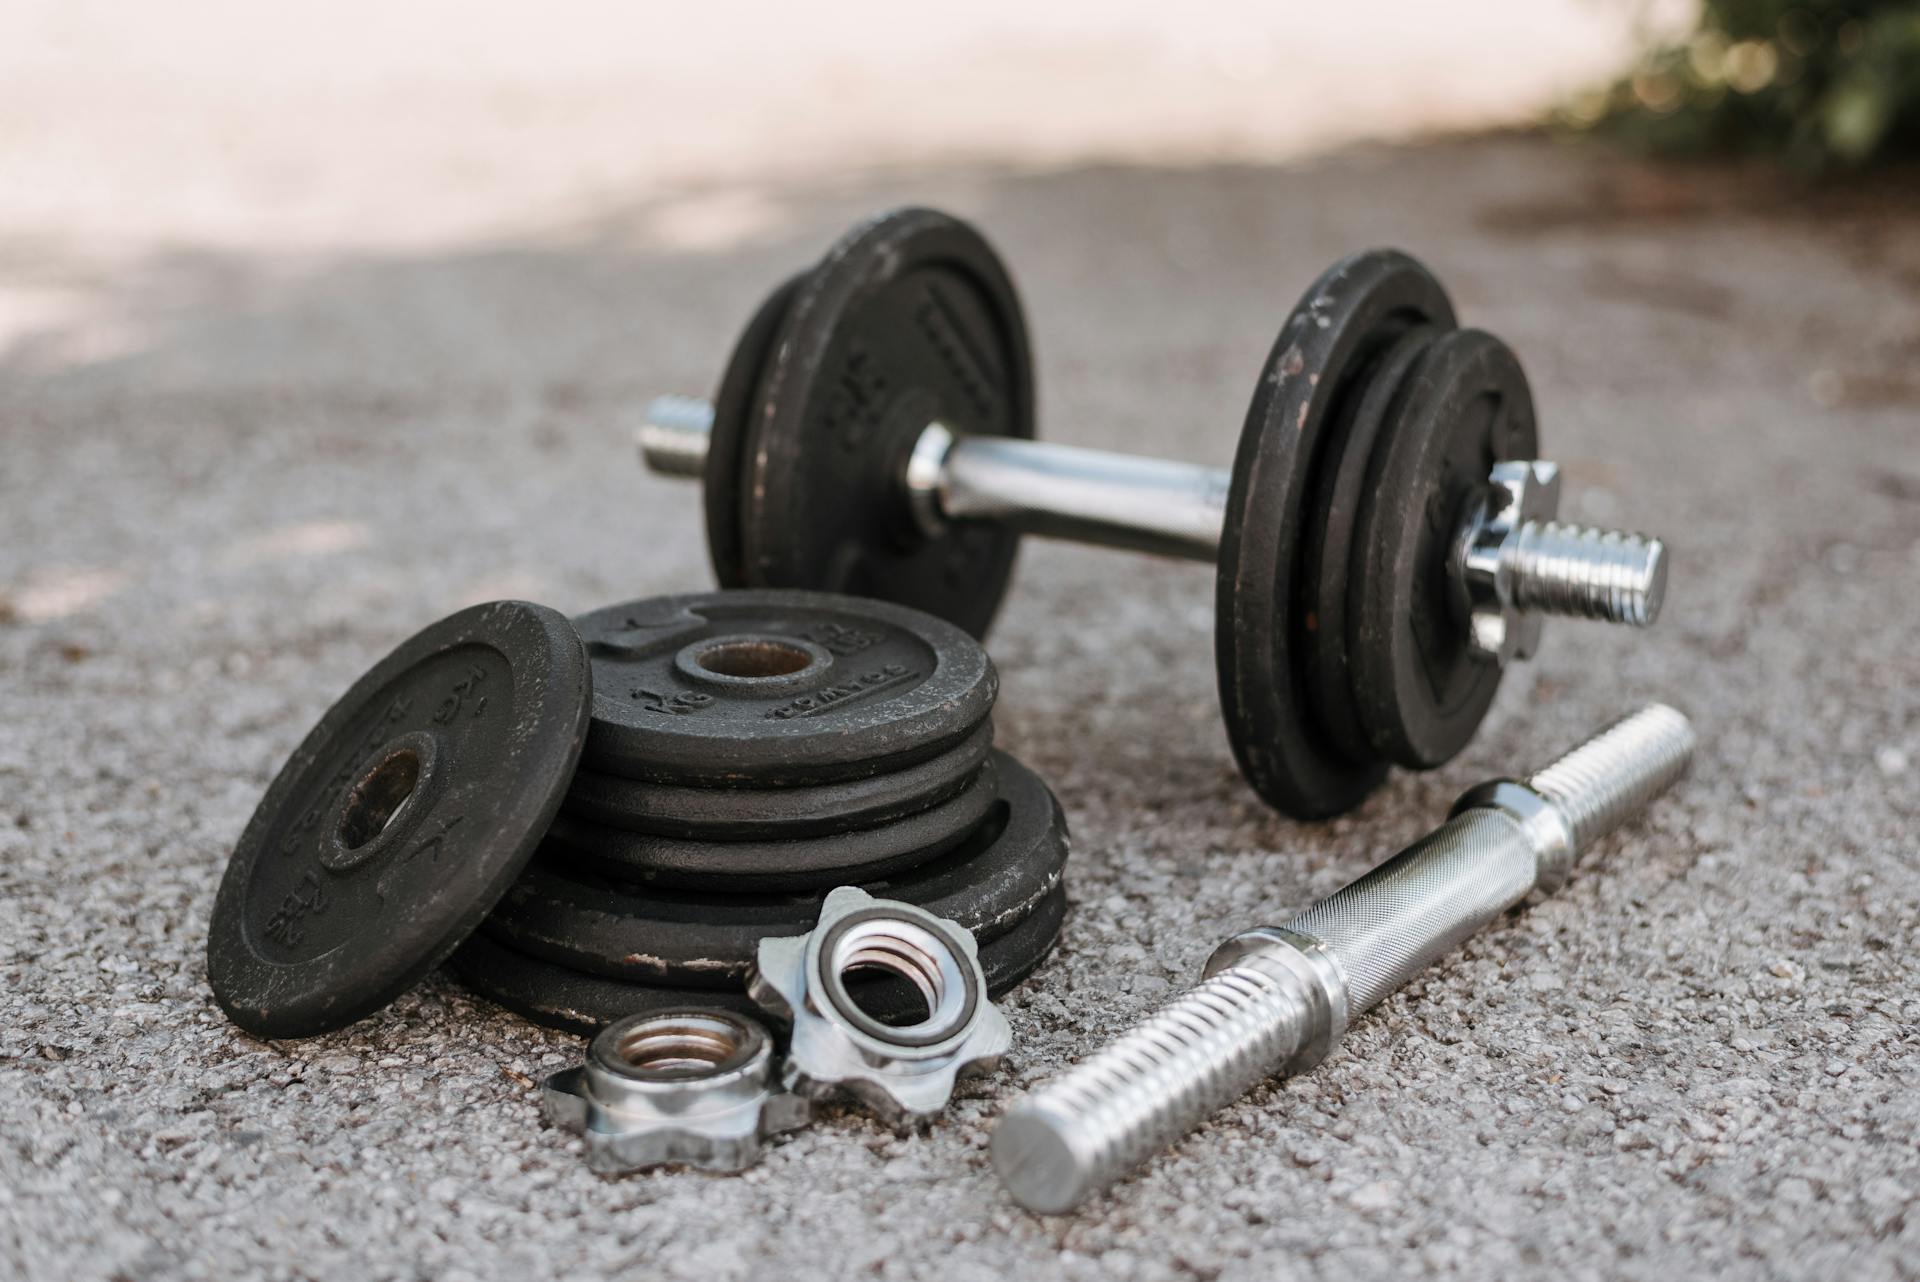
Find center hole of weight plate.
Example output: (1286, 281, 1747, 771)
(694, 639, 814, 679)
(336, 745, 423, 851)
(674, 633, 835, 689)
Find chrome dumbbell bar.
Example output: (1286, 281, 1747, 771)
(990, 703, 1696, 1212)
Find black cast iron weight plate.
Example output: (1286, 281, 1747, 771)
(575, 589, 995, 787)
(542, 753, 1001, 891)
(1349, 328, 1538, 769)
(452, 884, 1068, 1036)
(562, 720, 994, 841)
(1300, 322, 1443, 765)
(1214, 249, 1457, 819)
(486, 749, 1068, 986)
(734, 207, 1036, 640)
(207, 601, 590, 1039)
(704, 273, 803, 589)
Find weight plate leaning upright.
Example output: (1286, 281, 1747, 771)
(1300, 322, 1442, 765)
(453, 885, 1068, 1036)
(1349, 328, 1539, 770)
(575, 589, 995, 786)
(487, 749, 1069, 987)
(1214, 249, 1457, 819)
(737, 208, 1036, 639)
(704, 274, 804, 589)
(207, 601, 591, 1039)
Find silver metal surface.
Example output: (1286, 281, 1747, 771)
(933, 432, 1228, 560)
(542, 1007, 810, 1175)
(903, 421, 959, 541)
(749, 886, 1013, 1128)
(1457, 459, 1563, 663)
(1459, 460, 1667, 661)
(1204, 926, 1348, 1074)
(1511, 521, 1668, 626)
(636, 394, 1667, 658)
(1446, 778, 1576, 893)
(636, 394, 715, 478)
(991, 704, 1696, 1213)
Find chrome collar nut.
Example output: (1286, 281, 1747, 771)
(749, 886, 1013, 1128)
(542, 1008, 811, 1175)
(1457, 458, 1563, 664)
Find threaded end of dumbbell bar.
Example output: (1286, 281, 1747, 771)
(637, 394, 714, 477)
(1528, 703, 1695, 854)
(1509, 521, 1667, 627)
(993, 966, 1306, 1213)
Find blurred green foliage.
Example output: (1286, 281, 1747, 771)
(1569, 2, 1920, 168)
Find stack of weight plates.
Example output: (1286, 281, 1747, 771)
(451, 589, 1070, 1034)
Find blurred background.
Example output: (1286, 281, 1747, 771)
(3, 1, 1688, 272)
(4, 0, 1914, 400)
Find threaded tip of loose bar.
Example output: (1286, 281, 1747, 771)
(992, 967, 1301, 1213)
(1511, 521, 1667, 627)
(1529, 703, 1695, 853)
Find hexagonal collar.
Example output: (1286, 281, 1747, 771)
(542, 1007, 809, 1174)
(1456, 459, 1562, 665)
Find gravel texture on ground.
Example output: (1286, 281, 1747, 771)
(3, 137, 1917, 1281)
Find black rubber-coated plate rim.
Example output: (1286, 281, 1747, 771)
(543, 754, 1000, 892)
(1349, 327, 1538, 769)
(485, 749, 1068, 986)
(207, 601, 590, 1039)
(452, 884, 1067, 1036)
(562, 720, 994, 840)
(1214, 249, 1456, 819)
(575, 589, 995, 787)
(739, 207, 1036, 640)
(1302, 323, 1443, 764)
(705, 274, 803, 589)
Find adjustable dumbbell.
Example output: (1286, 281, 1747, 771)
(635, 208, 1669, 818)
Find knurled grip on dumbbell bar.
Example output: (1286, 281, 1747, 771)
(1273, 807, 1544, 1018)
(1197, 805, 1552, 1085)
